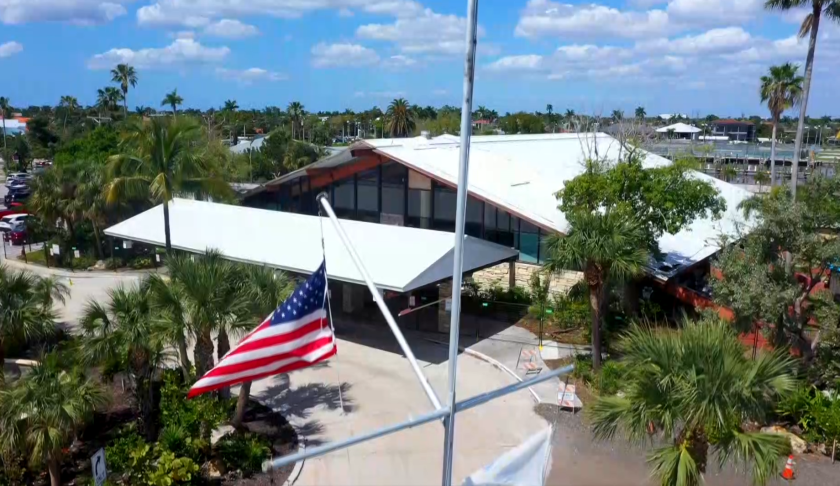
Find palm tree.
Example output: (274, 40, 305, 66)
(161, 89, 184, 118)
(110, 63, 138, 118)
(722, 164, 738, 182)
(611, 109, 624, 122)
(231, 265, 294, 427)
(590, 317, 797, 486)
(0, 353, 108, 486)
(287, 101, 305, 140)
(386, 98, 415, 138)
(0, 266, 68, 384)
(105, 87, 123, 113)
(760, 63, 804, 185)
(224, 99, 239, 112)
(754, 170, 771, 192)
(635, 106, 646, 120)
(58, 95, 79, 134)
(544, 211, 648, 369)
(79, 283, 164, 440)
(106, 117, 232, 253)
(765, 0, 840, 196)
(0, 96, 10, 149)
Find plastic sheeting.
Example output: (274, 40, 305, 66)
(462, 427, 553, 486)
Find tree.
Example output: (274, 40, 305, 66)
(635, 106, 646, 120)
(544, 211, 648, 369)
(13, 133, 30, 171)
(0, 266, 68, 384)
(110, 63, 138, 118)
(287, 101, 304, 140)
(58, 95, 79, 134)
(386, 98, 416, 137)
(611, 109, 624, 122)
(550, 152, 726, 368)
(765, 0, 840, 197)
(105, 87, 123, 113)
(590, 317, 796, 486)
(161, 89, 184, 118)
(106, 117, 232, 253)
(754, 169, 771, 192)
(0, 353, 108, 486)
(79, 283, 163, 440)
(223, 99, 239, 112)
(760, 63, 804, 185)
(0, 96, 10, 149)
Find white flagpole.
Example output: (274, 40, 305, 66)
(442, 0, 480, 484)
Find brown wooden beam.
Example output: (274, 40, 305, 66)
(309, 155, 383, 190)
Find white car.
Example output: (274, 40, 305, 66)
(0, 214, 29, 232)
(5, 173, 32, 187)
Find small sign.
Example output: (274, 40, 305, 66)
(155, 254, 161, 263)
(51, 244, 60, 255)
(74, 249, 80, 258)
(545, 309, 554, 315)
(91, 448, 107, 486)
(123, 241, 133, 249)
(482, 302, 489, 307)
(409, 295, 416, 307)
(445, 298, 452, 312)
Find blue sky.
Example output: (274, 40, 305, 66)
(1, 0, 838, 117)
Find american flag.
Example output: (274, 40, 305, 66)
(188, 261, 336, 398)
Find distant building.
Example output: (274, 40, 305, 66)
(0, 119, 26, 136)
(656, 122, 702, 140)
(711, 120, 755, 142)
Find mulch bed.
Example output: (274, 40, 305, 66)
(516, 315, 589, 346)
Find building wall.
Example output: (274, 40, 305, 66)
(471, 261, 583, 296)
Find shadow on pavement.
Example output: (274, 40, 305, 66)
(257, 373, 356, 421)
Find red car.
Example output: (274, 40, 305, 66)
(6, 228, 26, 245)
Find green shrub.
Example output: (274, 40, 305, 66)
(216, 432, 271, 477)
(147, 451, 200, 486)
(70, 255, 97, 270)
(105, 425, 146, 476)
(129, 257, 154, 270)
(776, 385, 826, 435)
(159, 370, 232, 439)
(158, 426, 208, 463)
(105, 257, 125, 270)
(571, 354, 625, 396)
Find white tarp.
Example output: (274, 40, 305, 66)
(462, 427, 553, 486)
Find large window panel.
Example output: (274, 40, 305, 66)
(466, 197, 483, 238)
(519, 220, 539, 263)
(433, 184, 457, 232)
(483, 204, 497, 243)
(382, 163, 407, 219)
(333, 177, 355, 218)
(356, 169, 379, 222)
(496, 210, 513, 247)
(408, 189, 431, 228)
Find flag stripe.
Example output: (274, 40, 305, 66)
(201, 334, 334, 379)
(189, 341, 336, 396)
(187, 347, 337, 398)
(226, 313, 326, 358)
(214, 324, 330, 369)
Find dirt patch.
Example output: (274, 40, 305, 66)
(516, 315, 589, 346)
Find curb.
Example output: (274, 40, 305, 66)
(423, 338, 541, 404)
(284, 441, 306, 486)
(0, 257, 159, 278)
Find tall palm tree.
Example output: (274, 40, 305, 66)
(0, 96, 10, 149)
(544, 211, 648, 369)
(635, 106, 646, 120)
(765, 0, 840, 196)
(106, 117, 232, 253)
(110, 63, 138, 118)
(95, 88, 109, 119)
(0, 266, 68, 384)
(0, 353, 108, 486)
(58, 95, 79, 134)
(546, 104, 555, 132)
(223, 99, 239, 112)
(386, 98, 415, 138)
(231, 265, 294, 428)
(590, 317, 797, 486)
(760, 63, 804, 185)
(79, 283, 164, 440)
(287, 101, 305, 140)
(611, 109, 624, 122)
(105, 87, 123, 113)
(161, 89, 184, 119)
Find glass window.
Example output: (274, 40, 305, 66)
(519, 220, 539, 263)
(538, 229, 551, 264)
(484, 204, 497, 242)
(433, 184, 457, 232)
(356, 169, 379, 222)
(408, 189, 431, 228)
(333, 177, 355, 218)
(408, 169, 432, 190)
(466, 197, 483, 238)
(382, 163, 406, 217)
(496, 210, 513, 247)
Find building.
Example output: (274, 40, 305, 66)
(656, 122, 702, 140)
(0, 119, 27, 136)
(711, 120, 756, 142)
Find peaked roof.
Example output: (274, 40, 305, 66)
(656, 122, 702, 134)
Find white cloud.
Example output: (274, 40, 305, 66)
(216, 67, 286, 83)
(0, 41, 23, 58)
(432, 89, 448, 96)
(354, 90, 406, 98)
(515, 0, 672, 39)
(637, 27, 753, 56)
(666, 0, 763, 24)
(357, 7, 484, 56)
(137, 0, 423, 27)
(88, 39, 230, 70)
(310, 42, 380, 68)
(203, 19, 259, 38)
(487, 54, 544, 72)
(1, 0, 132, 25)
(383, 54, 417, 68)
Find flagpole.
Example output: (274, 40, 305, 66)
(442, 0, 480, 484)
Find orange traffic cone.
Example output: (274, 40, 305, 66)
(781, 455, 795, 480)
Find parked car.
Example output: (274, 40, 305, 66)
(4, 188, 31, 206)
(2, 222, 27, 245)
(0, 213, 30, 232)
(0, 208, 26, 219)
(7, 180, 28, 191)
(5, 173, 32, 187)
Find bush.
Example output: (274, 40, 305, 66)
(129, 257, 154, 269)
(105, 257, 125, 270)
(570, 354, 625, 396)
(105, 425, 146, 477)
(148, 451, 200, 486)
(158, 425, 208, 464)
(216, 432, 271, 477)
(159, 370, 232, 439)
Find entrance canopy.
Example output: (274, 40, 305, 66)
(104, 198, 518, 293)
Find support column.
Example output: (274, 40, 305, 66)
(438, 280, 453, 333)
(508, 261, 516, 290)
(342, 283, 364, 314)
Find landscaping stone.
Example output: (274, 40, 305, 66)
(93, 260, 107, 270)
(204, 458, 225, 478)
(211, 424, 235, 445)
(760, 425, 807, 455)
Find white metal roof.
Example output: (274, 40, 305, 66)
(104, 198, 518, 292)
(360, 133, 752, 280)
(656, 123, 702, 134)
